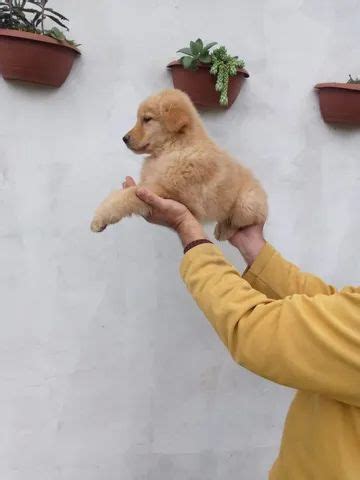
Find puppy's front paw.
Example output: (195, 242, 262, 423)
(214, 222, 236, 241)
(90, 217, 107, 233)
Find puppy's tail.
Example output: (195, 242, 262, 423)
(90, 186, 151, 232)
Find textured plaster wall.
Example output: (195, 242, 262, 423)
(1, 0, 359, 479)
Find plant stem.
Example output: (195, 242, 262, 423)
(7, 0, 13, 18)
(41, 0, 46, 34)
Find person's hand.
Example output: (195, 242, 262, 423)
(122, 177, 206, 246)
(229, 224, 265, 266)
(122, 176, 190, 229)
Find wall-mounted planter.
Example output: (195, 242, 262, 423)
(0, 29, 80, 87)
(315, 82, 360, 124)
(167, 60, 249, 108)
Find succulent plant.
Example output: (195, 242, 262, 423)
(210, 46, 245, 106)
(177, 38, 217, 70)
(347, 74, 360, 84)
(0, 0, 77, 45)
(176, 38, 245, 106)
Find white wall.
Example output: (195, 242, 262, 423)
(1, 1, 359, 478)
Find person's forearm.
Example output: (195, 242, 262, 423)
(176, 218, 265, 258)
(230, 225, 337, 298)
(176, 216, 207, 249)
(234, 237, 265, 266)
(230, 230, 265, 266)
(180, 244, 360, 405)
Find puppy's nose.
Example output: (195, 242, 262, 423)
(122, 134, 130, 144)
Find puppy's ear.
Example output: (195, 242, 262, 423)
(161, 97, 190, 133)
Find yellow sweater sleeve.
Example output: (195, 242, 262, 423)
(180, 244, 360, 407)
(243, 243, 337, 298)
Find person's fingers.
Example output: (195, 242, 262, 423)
(136, 188, 166, 209)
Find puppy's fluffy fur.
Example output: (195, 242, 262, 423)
(91, 89, 267, 240)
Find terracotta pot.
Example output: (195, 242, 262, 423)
(315, 82, 360, 124)
(0, 29, 80, 87)
(167, 60, 249, 108)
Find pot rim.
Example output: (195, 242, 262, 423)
(167, 60, 249, 78)
(315, 82, 360, 92)
(0, 28, 80, 54)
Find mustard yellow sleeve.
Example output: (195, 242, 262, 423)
(243, 243, 337, 299)
(181, 244, 360, 406)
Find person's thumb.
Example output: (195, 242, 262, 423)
(136, 188, 166, 209)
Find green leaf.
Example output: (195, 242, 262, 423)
(48, 26, 63, 35)
(21, 8, 41, 14)
(30, 10, 42, 26)
(47, 27, 65, 41)
(45, 26, 78, 46)
(181, 55, 194, 69)
(199, 54, 211, 63)
(219, 94, 228, 106)
(348, 74, 360, 84)
(195, 38, 203, 51)
(12, 8, 32, 26)
(190, 40, 200, 55)
(44, 7, 68, 21)
(210, 63, 218, 75)
(177, 47, 193, 56)
(189, 58, 199, 70)
(45, 14, 69, 30)
(229, 65, 237, 76)
(204, 41, 217, 51)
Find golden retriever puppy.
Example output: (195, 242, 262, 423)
(91, 89, 267, 240)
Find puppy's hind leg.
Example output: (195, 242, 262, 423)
(214, 220, 238, 241)
(214, 186, 268, 241)
(231, 186, 268, 229)
(90, 186, 152, 232)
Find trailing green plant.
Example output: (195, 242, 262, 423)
(0, 0, 78, 46)
(177, 38, 217, 70)
(210, 46, 245, 106)
(176, 38, 245, 106)
(347, 74, 360, 84)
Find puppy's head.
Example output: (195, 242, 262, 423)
(123, 89, 196, 154)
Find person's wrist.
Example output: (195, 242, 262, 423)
(232, 234, 265, 266)
(175, 214, 206, 248)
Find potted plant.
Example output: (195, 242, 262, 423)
(0, 0, 80, 87)
(315, 75, 360, 124)
(167, 38, 249, 108)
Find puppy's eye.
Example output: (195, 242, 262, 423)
(143, 116, 153, 123)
